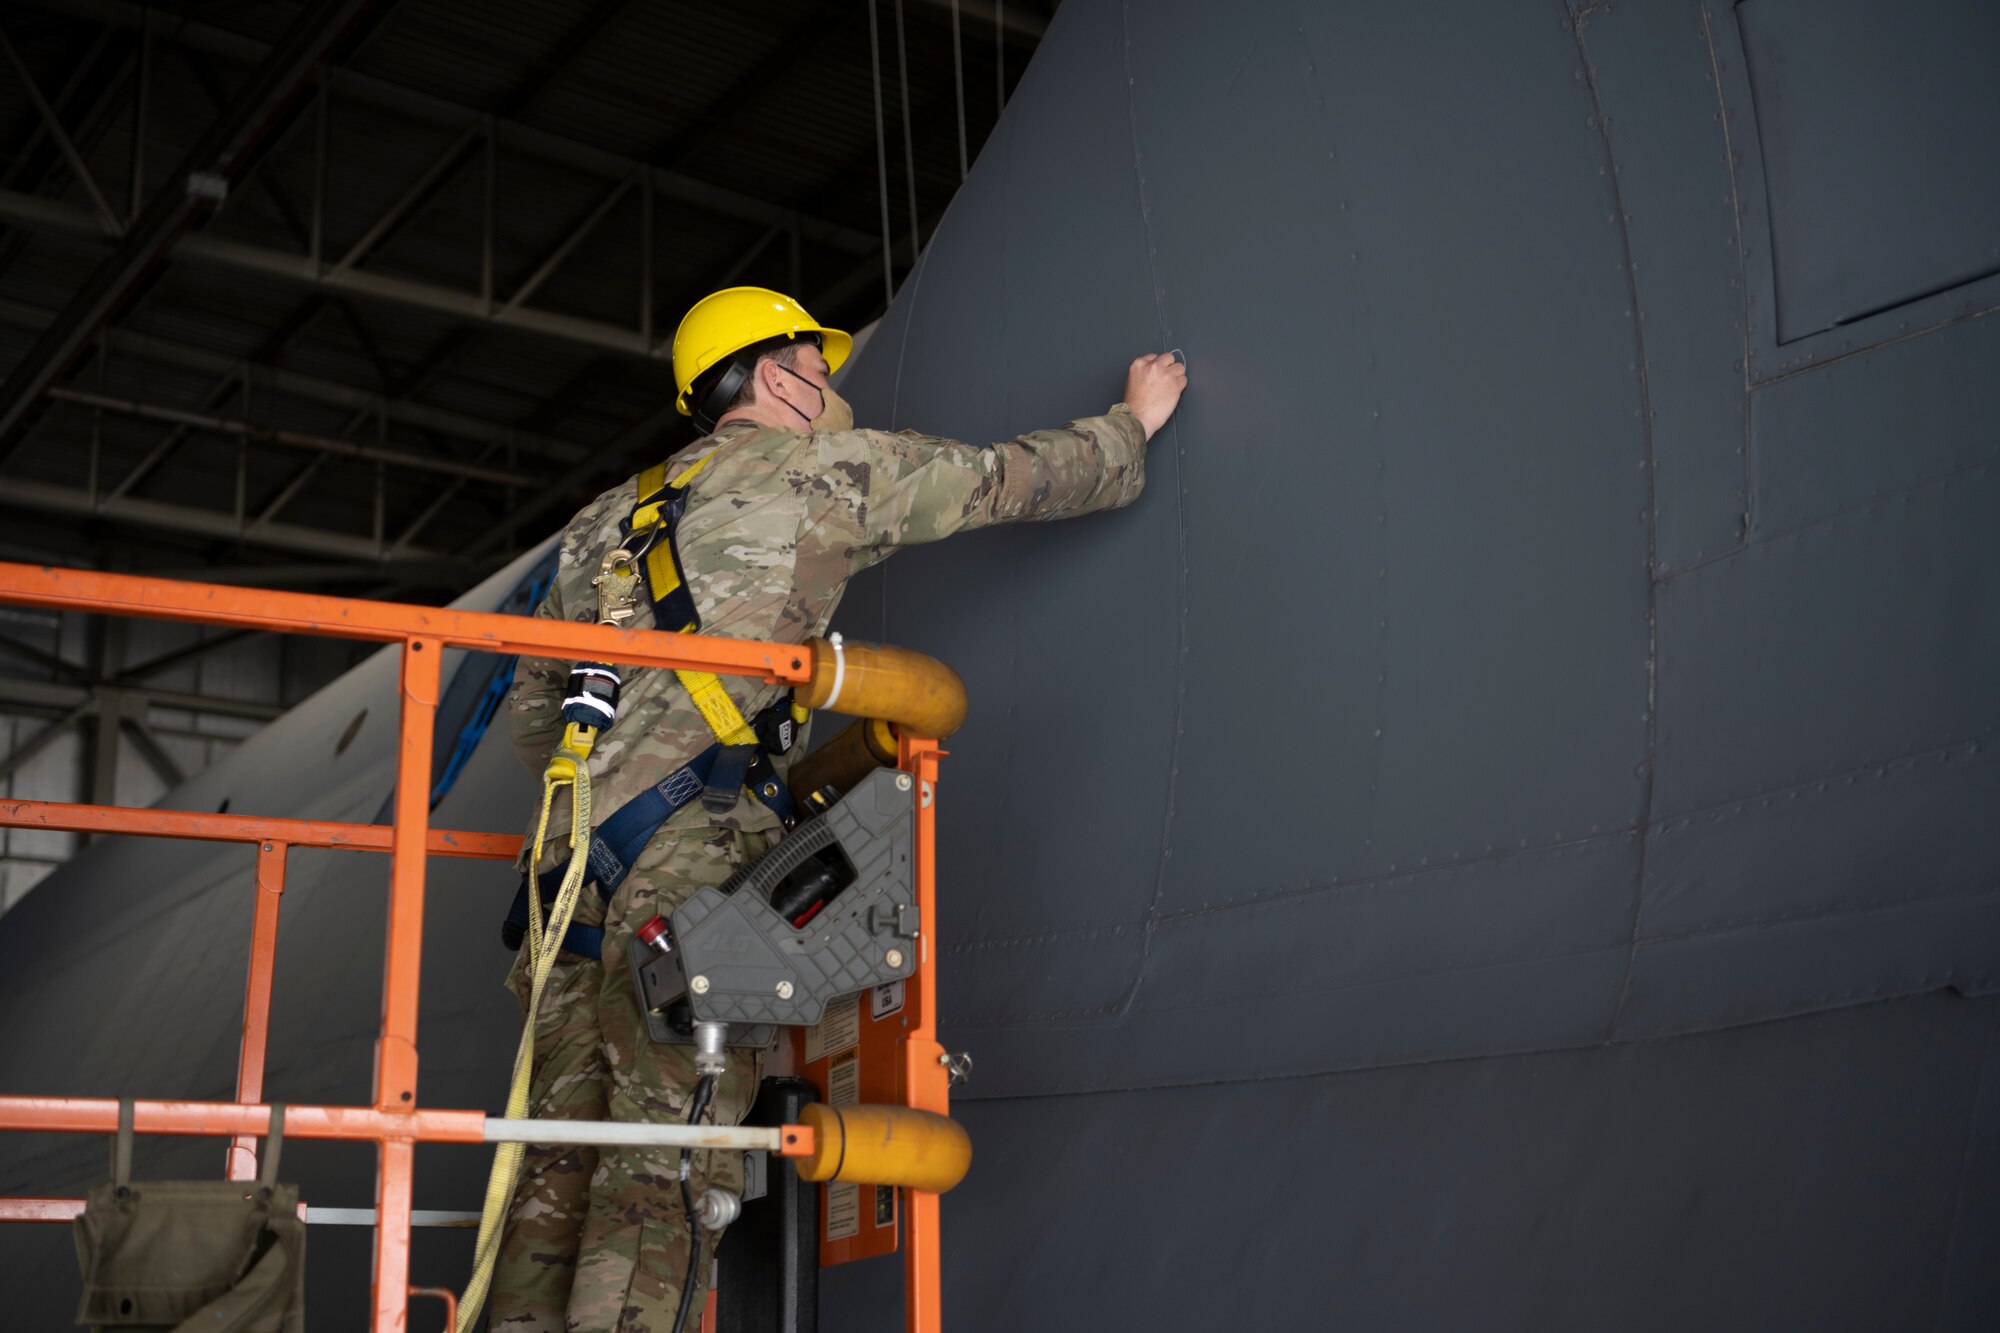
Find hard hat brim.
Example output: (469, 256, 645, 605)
(671, 287, 855, 417)
(819, 327, 854, 376)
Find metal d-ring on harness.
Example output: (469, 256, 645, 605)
(497, 450, 806, 962)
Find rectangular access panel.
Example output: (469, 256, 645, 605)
(1736, 0, 2000, 340)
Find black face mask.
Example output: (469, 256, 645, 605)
(773, 363, 854, 431)
(774, 363, 826, 424)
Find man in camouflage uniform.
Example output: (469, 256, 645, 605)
(494, 286, 1188, 1331)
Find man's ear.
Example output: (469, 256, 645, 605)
(755, 355, 787, 404)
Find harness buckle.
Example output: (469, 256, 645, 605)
(702, 744, 757, 814)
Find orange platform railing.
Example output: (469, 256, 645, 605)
(0, 562, 949, 1333)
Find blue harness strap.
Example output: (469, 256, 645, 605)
(501, 742, 798, 960)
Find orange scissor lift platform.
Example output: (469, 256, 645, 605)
(0, 562, 956, 1333)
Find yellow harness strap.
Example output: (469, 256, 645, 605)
(457, 719, 598, 1331)
(632, 452, 762, 747)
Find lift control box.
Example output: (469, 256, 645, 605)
(629, 767, 919, 1046)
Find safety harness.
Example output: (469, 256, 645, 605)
(461, 445, 809, 1330)
(498, 446, 805, 961)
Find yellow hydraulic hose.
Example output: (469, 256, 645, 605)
(456, 723, 597, 1332)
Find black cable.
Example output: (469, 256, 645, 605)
(670, 1072, 719, 1333)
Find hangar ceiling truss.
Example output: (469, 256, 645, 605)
(0, 0, 1050, 583)
(0, 0, 1052, 900)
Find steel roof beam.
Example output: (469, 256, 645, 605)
(0, 477, 464, 567)
(505, 0, 648, 120)
(258, 0, 664, 393)
(177, 0, 648, 432)
(45, 386, 543, 487)
(0, 21, 119, 195)
(499, 173, 638, 316)
(647, 12, 847, 176)
(113, 627, 258, 684)
(0, 632, 86, 683)
(119, 712, 185, 787)
(182, 224, 663, 354)
(0, 0, 384, 446)
(458, 400, 681, 560)
(382, 2, 848, 397)
(250, 455, 330, 531)
(0, 702, 89, 783)
(0, 30, 141, 310)
(330, 118, 484, 275)
(0, 295, 586, 463)
(0, 676, 286, 722)
(145, 559, 473, 590)
(0, 188, 676, 360)
(13, 0, 881, 256)
(0, 21, 122, 234)
(173, 54, 502, 536)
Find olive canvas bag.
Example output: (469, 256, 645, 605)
(71, 1100, 305, 1331)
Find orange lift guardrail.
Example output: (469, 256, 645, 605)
(0, 561, 953, 1333)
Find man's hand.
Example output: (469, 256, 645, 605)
(1124, 352, 1189, 440)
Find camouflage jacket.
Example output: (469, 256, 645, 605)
(506, 406, 1149, 860)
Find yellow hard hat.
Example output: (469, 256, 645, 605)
(671, 286, 853, 421)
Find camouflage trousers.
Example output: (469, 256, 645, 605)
(491, 825, 770, 1333)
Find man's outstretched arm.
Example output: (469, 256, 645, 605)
(831, 353, 1188, 557)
